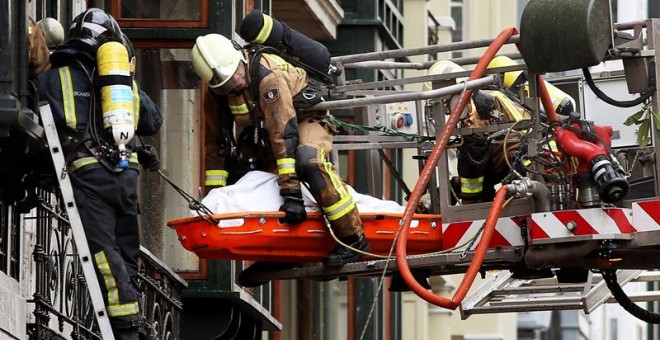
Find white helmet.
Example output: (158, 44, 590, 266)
(423, 60, 467, 91)
(192, 34, 246, 94)
(37, 17, 65, 48)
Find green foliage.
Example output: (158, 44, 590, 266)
(623, 101, 659, 147)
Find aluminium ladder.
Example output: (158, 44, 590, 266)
(39, 102, 115, 339)
(460, 270, 660, 319)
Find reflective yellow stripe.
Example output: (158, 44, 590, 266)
(323, 194, 356, 221)
(277, 158, 296, 175)
(70, 157, 99, 171)
(320, 148, 349, 198)
(132, 81, 140, 126)
(252, 13, 274, 44)
(263, 54, 299, 73)
(230, 103, 249, 115)
(490, 91, 524, 122)
(460, 176, 483, 194)
(94, 251, 140, 317)
(59, 67, 76, 130)
(205, 170, 228, 187)
(107, 301, 140, 317)
(94, 251, 120, 311)
(70, 155, 138, 172)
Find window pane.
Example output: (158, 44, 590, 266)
(120, 0, 201, 20)
(134, 47, 202, 270)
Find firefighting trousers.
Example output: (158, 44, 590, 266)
(69, 167, 141, 328)
(296, 117, 364, 239)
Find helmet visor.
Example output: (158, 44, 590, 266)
(210, 75, 241, 95)
(209, 61, 244, 95)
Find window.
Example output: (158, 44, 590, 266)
(450, 0, 463, 59)
(427, 12, 440, 61)
(113, 0, 208, 28)
(609, 318, 617, 340)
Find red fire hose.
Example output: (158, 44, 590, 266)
(395, 27, 518, 309)
(396, 26, 617, 309)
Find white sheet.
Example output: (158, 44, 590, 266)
(196, 170, 406, 227)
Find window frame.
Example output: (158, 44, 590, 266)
(111, 0, 209, 28)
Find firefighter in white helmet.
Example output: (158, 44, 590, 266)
(192, 33, 370, 268)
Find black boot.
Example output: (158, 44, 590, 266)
(323, 234, 370, 268)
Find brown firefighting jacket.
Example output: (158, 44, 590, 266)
(28, 18, 51, 77)
(204, 52, 308, 191)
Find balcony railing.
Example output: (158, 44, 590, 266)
(24, 188, 187, 340)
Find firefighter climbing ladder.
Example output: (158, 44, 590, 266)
(39, 102, 115, 340)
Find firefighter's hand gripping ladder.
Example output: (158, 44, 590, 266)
(39, 103, 115, 340)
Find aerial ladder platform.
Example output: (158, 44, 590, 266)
(170, 0, 660, 324)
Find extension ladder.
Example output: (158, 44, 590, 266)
(39, 103, 115, 339)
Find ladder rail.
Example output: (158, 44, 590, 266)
(39, 103, 115, 340)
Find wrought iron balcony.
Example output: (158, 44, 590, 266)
(19, 189, 187, 340)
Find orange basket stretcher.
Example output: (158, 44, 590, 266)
(168, 211, 443, 263)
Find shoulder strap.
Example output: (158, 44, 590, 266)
(246, 44, 335, 86)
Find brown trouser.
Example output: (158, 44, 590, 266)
(297, 116, 363, 239)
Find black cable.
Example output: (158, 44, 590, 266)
(582, 68, 655, 108)
(601, 269, 660, 324)
(155, 169, 219, 225)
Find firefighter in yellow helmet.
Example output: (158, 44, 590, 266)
(191, 33, 370, 268)
(425, 59, 532, 203)
(487, 55, 576, 117)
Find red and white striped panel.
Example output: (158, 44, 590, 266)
(442, 217, 525, 250)
(530, 208, 636, 243)
(632, 200, 660, 232)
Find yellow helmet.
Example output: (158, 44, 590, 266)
(487, 56, 524, 89)
(192, 34, 246, 92)
(423, 60, 466, 91)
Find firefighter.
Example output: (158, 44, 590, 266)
(36, 17, 65, 49)
(35, 8, 161, 340)
(191, 33, 370, 268)
(28, 17, 50, 76)
(424, 59, 532, 203)
(456, 89, 530, 203)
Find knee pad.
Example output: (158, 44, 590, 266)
(296, 145, 326, 193)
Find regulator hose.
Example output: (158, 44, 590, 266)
(582, 68, 655, 108)
(602, 269, 660, 324)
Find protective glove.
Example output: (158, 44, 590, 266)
(136, 145, 160, 172)
(279, 193, 307, 225)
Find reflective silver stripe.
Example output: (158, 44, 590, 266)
(205, 170, 228, 186)
(323, 194, 356, 221)
(59, 67, 76, 130)
(460, 176, 484, 194)
(277, 158, 296, 175)
(252, 13, 274, 44)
